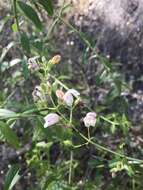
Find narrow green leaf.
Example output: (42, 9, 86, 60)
(0, 121, 20, 149)
(17, 1, 42, 30)
(0, 109, 17, 119)
(21, 57, 29, 79)
(38, 0, 53, 16)
(4, 165, 20, 190)
(20, 32, 30, 54)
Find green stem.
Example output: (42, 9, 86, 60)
(72, 126, 143, 163)
(49, 74, 69, 90)
(48, 93, 143, 164)
(13, 0, 20, 32)
(69, 107, 73, 124)
(73, 142, 88, 149)
(87, 127, 90, 140)
(100, 115, 119, 126)
(47, 76, 143, 163)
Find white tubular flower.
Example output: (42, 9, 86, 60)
(44, 113, 60, 128)
(67, 89, 80, 98)
(63, 91, 74, 107)
(83, 112, 97, 127)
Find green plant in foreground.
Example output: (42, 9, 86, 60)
(1, 54, 143, 189)
(1, 0, 143, 189)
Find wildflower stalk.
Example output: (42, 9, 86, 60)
(4, 68, 142, 165)
(2, 102, 143, 164)
(48, 96, 143, 163)
(72, 126, 143, 164)
(46, 75, 143, 163)
(49, 74, 120, 126)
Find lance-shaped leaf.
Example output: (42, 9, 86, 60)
(17, 1, 42, 30)
(38, 0, 54, 16)
(4, 165, 20, 190)
(0, 121, 20, 149)
(0, 109, 17, 119)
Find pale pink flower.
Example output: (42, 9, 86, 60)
(44, 113, 60, 128)
(63, 89, 80, 107)
(63, 91, 74, 107)
(83, 112, 97, 127)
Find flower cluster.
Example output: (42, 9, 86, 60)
(31, 55, 97, 129)
(43, 88, 80, 127)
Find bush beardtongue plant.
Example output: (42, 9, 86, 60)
(18, 54, 142, 189)
(1, 54, 143, 189)
(1, 1, 143, 189)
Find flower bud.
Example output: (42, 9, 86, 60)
(44, 113, 60, 128)
(49, 55, 61, 64)
(56, 89, 65, 101)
